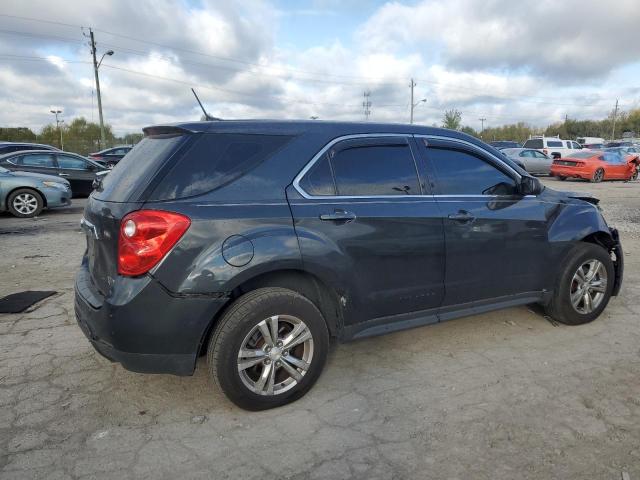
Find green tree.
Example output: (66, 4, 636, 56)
(460, 125, 478, 137)
(442, 109, 462, 130)
(0, 127, 37, 142)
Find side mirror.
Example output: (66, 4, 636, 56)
(519, 176, 542, 196)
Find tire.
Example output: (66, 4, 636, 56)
(631, 168, 638, 181)
(7, 188, 44, 218)
(106, 162, 116, 169)
(591, 168, 604, 183)
(545, 243, 615, 325)
(207, 287, 329, 410)
(557, 176, 567, 181)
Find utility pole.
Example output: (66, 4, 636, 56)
(362, 91, 371, 121)
(479, 117, 486, 138)
(611, 99, 619, 141)
(88, 28, 114, 149)
(50, 109, 64, 150)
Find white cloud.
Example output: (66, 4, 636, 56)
(0, 0, 638, 137)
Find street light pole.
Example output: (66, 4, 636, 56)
(89, 28, 113, 149)
(50, 109, 63, 150)
(409, 78, 426, 124)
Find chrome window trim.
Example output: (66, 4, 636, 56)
(292, 133, 423, 200)
(293, 133, 523, 200)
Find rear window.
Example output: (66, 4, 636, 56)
(523, 139, 543, 149)
(546, 141, 563, 147)
(567, 152, 596, 159)
(149, 133, 293, 201)
(94, 133, 187, 202)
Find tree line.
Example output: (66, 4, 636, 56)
(441, 107, 640, 143)
(0, 118, 143, 156)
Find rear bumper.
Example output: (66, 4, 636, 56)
(550, 165, 592, 179)
(74, 261, 228, 376)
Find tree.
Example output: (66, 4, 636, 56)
(442, 109, 462, 130)
(0, 127, 37, 142)
(460, 125, 478, 137)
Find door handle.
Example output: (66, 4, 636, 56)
(319, 210, 357, 223)
(59, 173, 69, 176)
(448, 211, 475, 223)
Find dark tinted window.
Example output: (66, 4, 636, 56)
(330, 143, 419, 196)
(428, 147, 517, 195)
(523, 139, 543, 149)
(299, 155, 335, 195)
(547, 141, 563, 147)
(20, 154, 55, 167)
(150, 133, 293, 200)
(57, 155, 89, 169)
(95, 133, 187, 202)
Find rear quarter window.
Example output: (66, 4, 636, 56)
(94, 133, 187, 202)
(149, 133, 294, 201)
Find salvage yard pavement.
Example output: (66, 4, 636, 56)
(1, 178, 639, 480)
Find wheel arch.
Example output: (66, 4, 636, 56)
(198, 268, 343, 356)
(6, 186, 47, 208)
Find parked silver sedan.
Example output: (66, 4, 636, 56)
(501, 148, 553, 175)
(0, 166, 72, 217)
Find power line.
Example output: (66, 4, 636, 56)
(0, 14, 632, 108)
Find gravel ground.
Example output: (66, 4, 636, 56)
(0, 177, 639, 480)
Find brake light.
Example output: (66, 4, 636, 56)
(118, 210, 191, 276)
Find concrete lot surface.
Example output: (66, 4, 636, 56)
(0, 178, 639, 479)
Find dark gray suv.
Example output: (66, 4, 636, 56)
(75, 121, 623, 410)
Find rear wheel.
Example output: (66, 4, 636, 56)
(207, 287, 329, 410)
(545, 243, 614, 325)
(630, 168, 638, 181)
(591, 168, 604, 183)
(7, 188, 44, 218)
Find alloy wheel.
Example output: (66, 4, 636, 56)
(12, 193, 39, 215)
(237, 315, 314, 396)
(593, 169, 604, 182)
(569, 259, 607, 314)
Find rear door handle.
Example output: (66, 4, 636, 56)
(448, 211, 475, 223)
(320, 210, 357, 223)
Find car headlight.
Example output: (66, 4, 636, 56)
(42, 181, 69, 190)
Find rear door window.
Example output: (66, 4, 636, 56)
(149, 133, 294, 201)
(547, 141, 563, 148)
(57, 155, 90, 169)
(20, 153, 56, 168)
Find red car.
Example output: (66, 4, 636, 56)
(551, 151, 639, 182)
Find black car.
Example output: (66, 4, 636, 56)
(88, 146, 133, 167)
(489, 140, 521, 149)
(0, 150, 108, 197)
(75, 120, 623, 410)
(0, 142, 59, 156)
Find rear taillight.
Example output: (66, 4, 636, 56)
(118, 210, 191, 277)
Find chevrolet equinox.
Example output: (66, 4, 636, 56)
(75, 121, 623, 410)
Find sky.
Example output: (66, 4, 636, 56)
(1, 0, 640, 136)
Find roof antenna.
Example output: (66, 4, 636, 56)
(191, 88, 221, 121)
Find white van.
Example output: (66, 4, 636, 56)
(522, 136, 582, 158)
(577, 137, 605, 146)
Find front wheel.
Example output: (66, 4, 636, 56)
(7, 188, 44, 218)
(207, 287, 329, 410)
(545, 243, 615, 325)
